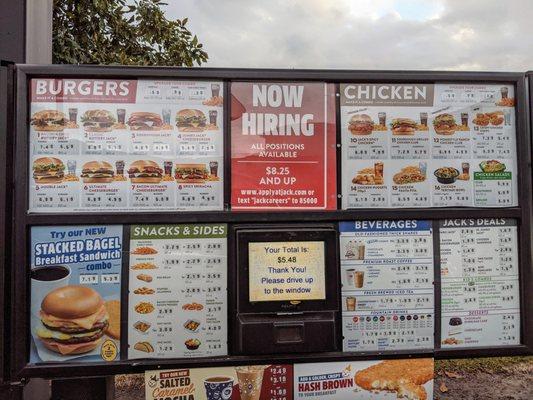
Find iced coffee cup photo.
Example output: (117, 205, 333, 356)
(346, 296, 357, 311)
(354, 271, 365, 288)
(235, 365, 268, 400)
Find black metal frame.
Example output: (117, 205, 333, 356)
(0, 66, 7, 384)
(8, 65, 533, 380)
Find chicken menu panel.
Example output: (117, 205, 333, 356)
(29, 78, 224, 213)
(340, 220, 434, 352)
(128, 224, 227, 359)
(440, 218, 520, 348)
(341, 83, 518, 209)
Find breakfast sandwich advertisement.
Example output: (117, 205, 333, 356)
(231, 82, 337, 210)
(294, 359, 434, 400)
(341, 83, 518, 209)
(128, 224, 227, 359)
(29, 78, 224, 213)
(145, 364, 292, 400)
(29, 225, 123, 363)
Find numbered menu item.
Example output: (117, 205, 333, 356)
(440, 219, 520, 348)
(128, 224, 227, 359)
(29, 78, 223, 212)
(145, 365, 292, 400)
(30, 225, 122, 363)
(340, 220, 434, 352)
(231, 82, 337, 210)
(341, 83, 518, 209)
(294, 359, 434, 400)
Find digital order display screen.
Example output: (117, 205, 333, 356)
(248, 241, 326, 302)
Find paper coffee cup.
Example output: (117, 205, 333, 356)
(30, 265, 71, 316)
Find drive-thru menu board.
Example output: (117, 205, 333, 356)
(340, 220, 434, 351)
(440, 218, 520, 348)
(231, 82, 336, 209)
(29, 78, 224, 213)
(30, 225, 122, 363)
(341, 83, 518, 208)
(294, 359, 434, 399)
(128, 224, 227, 359)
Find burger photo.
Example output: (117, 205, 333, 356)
(36, 286, 109, 355)
(127, 160, 163, 183)
(33, 157, 65, 184)
(175, 163, 210, 183)
(391, 118, 417, 135)
(176, 109, 207, 132)
(127, 112, 163, 131)
(31, 110, 68, 132)
(81, 161, 115, 183)
(348, 114, 374, 135)
(81, 110, 116, 132)
(433, 113, 457, 135)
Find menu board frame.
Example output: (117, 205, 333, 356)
(7, 65, 533, 381)
(0, 65, 11, 383)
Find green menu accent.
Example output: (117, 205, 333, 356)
(130, 224, 227, 239)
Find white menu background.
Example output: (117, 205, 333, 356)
(440, 218, 520, 348)
(341, 83, 518, 209)
(340, 220, 434, 352)
(128, 224, 227, 359)
(29, 78, 224, 212)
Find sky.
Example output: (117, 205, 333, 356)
(164, 0, 533, 71)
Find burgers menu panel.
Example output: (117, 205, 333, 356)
(29, 78, 224, 213)
(440, 219, 520, 348)
(231, 82, 337, 210)
(339, 220, 434, 352)
(29, 225, 123, 363)
(128, 224, 227, 359)
(341, 83, 518, 209)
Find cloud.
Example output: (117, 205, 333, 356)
(164, 0, 533, 71)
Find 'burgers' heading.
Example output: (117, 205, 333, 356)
(242, 84, 315, 136)
(34, 79, 131, 96)
(31, 78, 138, 103)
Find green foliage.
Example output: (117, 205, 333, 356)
(53, 0, 208, 66)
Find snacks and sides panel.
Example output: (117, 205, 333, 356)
(128, 224, 227, 359)
(294, 358, 434, 400)
(440, 218, 520, 348)
(29, 78, 224, 213)
(340, 220, 434, 352)
(231, 82, 337, 210)
(145, 365, 292, 400)
(341, 83, 518, 208)
(29, 225, 122, 363)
